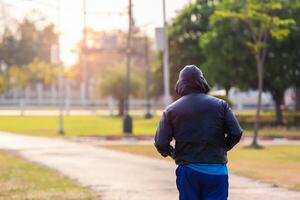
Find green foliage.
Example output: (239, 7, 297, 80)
(0, 59, 58, 92)
(270, 1, 300, 89)
(201, 16, 255, 91)
(0, 15, 58, 92)
(202, 0, 298, 126)
(97, 65, 143, 115)
(149, 52, 164, 98)
(0, 73, 6, 94)
(97, 65, 141, 99)
(9, 65, 29, 89)
(0, 29, 19, 67)
(27, 58, 58, 87)
(211, 0, 295, 54)
(264, 1, 300, 122)
(168, 0, 215, 97)
(0, 17, 57, 67)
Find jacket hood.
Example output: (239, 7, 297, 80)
(175, 65, 210, 97)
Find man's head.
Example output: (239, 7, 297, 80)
(175, 65, 210, 96)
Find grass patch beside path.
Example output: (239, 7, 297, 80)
(0, 151, 98, 200)
(0, 115, 299, 138)
(0, 116, 159, 137)
(104, 144, 300, 191)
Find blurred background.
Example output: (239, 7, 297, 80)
(0, 0, 298, 135)
(0, 0, 297, 116)
(0, 1, 299, 199)
(0, 0, 188, 115)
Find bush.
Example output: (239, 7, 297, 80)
(236, 112, 300, 126)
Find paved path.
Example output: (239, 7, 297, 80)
(0, 132, 300, 200)
(71, 136, 300, 146)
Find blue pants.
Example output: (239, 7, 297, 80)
(176, 165, 228, 200)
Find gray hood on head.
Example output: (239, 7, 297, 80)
(175, 65, 210, 97)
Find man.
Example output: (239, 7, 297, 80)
(154, 65, 243, 200)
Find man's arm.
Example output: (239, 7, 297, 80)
(154, 111, 174, 157)
(224, 102, 243, 151)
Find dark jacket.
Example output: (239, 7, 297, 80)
(154, 65, 243, 164)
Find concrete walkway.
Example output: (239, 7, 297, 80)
(0, 132, 300, 200)
(70, 136, 300, 146)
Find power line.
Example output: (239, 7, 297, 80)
(123, 0, 133, 134)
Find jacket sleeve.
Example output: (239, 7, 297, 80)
(224, 102, 243, 151)
(154, 111, 174, 157)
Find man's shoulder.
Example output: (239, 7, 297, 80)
(165, 94, 227, 113)
(206, 95, 227, 105)
(165, 95, 190, 110)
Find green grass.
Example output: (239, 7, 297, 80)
(228, 145, 300, 191)
(104, 144, 300, 191)
(0, 115, 298, 138)
(245, 126, 300, 138)
(0, 116, 160, 137)
(0, 151, 98, 200)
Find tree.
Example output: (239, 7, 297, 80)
(9, 65, 29, 90)
(97, 65, 142, 116)
(0, 17, 57, 67)
(150, 53, 164, 99)
(27, 59, 58, 88)
(6, 65, 29, 98)
(0, 74, 6, 94)
(203, 1, 300, 125)
(0, 28, 19, 67)
(290, 1, 300, 124)
(168, 0, 216, 98)
(74, 29, 147, 81)
(201, 17, 255, 95)
(0, 15, 58, 95)
(211, 0, 294, 148)
(263, 1, 300, 125)
(296, 89, 300, 125)
(16, 17, 57, 65)
(74, 29, 127, 82)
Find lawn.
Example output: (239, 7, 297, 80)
(104, 144, 300, 191)
(0, 115, 299, 138)
(0, 116, 160, 137)
(0, 151, 98, 200)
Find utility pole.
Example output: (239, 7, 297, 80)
(144, 36, 152, 119)
(123, 0, 133, 134)
(82, 0, 87, 105)
(162, 0, 171, 107)
(57, 0, 64, 134)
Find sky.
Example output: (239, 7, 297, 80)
(2, 0, 190, 66)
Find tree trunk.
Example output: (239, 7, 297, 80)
(271, 90, 284, 125)
(296, 88, 300, 111)
(118, 98, 125, 116)
(295, 88, 300, 125)
(225, 87, 230, 96)
(251, 60, 263, 148)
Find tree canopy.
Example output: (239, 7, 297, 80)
(168, 0, 215, 97)
(201, 0, 296, 147)
(0, 17, 57, 67)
